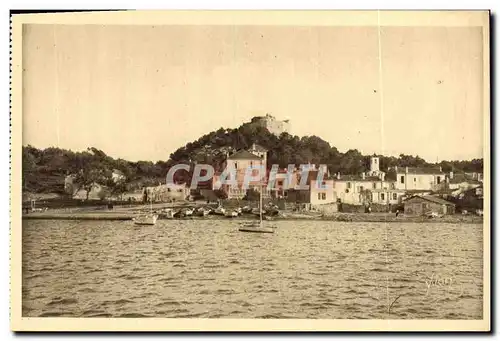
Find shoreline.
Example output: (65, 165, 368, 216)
(22, 211, 483, 224)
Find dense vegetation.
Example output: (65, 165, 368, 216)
(22, 119, 484, 195)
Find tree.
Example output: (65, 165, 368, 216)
(22, 147, 37, 190)
(104, 177, 128, 201)
(74, 168, 106, 200)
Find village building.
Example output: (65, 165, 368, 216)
(464, 172, 483, 182)
(285, 178, 338, 214)
(403, 195, 456, 215)
(247, 143, 268, 166)
(332, 173, 404, 205)
(309, 179, 336, 205)
(267, 168, 299, 199)
(369, 187, 407, 205)
(433, 171, 483, 200)
(366, 155, 385, 179)
(394, 166, 446, 191)
(331, 156, 403, 205)
(446, 171, 482, 191)
(215, 145, 268, 199)
(111, 169, 126, 183)
(145, 182, 190, 202)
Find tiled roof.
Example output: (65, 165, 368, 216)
(449, 173, 482, 184)
(227, 150, 262, 160)
(406, 195, 455, 206)
(397, 167, 444, 175)
(335, 175, 385, 182)
(433, 188, 455, 195)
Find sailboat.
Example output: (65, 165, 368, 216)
(239, 183, 276, 233)
(133, 199, 159, 225)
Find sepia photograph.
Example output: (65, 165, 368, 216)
(10, 10, 490, 331)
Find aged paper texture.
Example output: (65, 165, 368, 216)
(10, 10, 490, 331)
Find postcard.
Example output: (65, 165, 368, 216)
(10, 10, 490, 332)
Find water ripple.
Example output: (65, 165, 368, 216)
(22, 219, 483, 319)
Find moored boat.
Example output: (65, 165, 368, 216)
(173, 209, 184, 218)
(196, 207, 211, 217)
(134, 199, 158, 225)
(133, 213, 159, 225)
(159, 208, 174, 219)
(239, 183, 276, 234)
(213, 206, 226, 216)
(225, 210, 238, 218)
(239, 221, 275, 233)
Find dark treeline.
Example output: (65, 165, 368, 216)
(23, 120, 483, 194)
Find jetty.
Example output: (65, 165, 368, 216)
(22, 212, 134, 221)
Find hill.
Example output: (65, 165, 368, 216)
(22, 117, 483, 195)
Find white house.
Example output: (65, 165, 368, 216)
(394, 166, 446, 191)
(309, 179, 336, 205)
(111, 169, 126, 183)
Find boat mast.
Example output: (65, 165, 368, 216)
(259, 182, 263, 223)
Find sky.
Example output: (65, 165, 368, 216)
(22, 24, 485, 162)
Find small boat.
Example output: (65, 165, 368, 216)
(196, 207, 211, 217)
(133, 213, 159, 225)
(158, 208, 174, 219)
(239, 184, 276, 234)
(213, 206, 226, 216)
(239, 221, 275, 233)
(173, 209, 184, 218)
(134, 200, 159, 225)
(225, 210, 239, 218)
(184, 208, 194, 217)
(241, 206, 252, 214)
(252, 208, 266, 216)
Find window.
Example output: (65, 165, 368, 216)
(360, 186, 364, 192)
(277, 180, 283, 187)
(414, 177, 416, 182)
(437, 176, 441, 184)
(374, 159, 377, 164)
(373, 183, 376, 189)
(393, 193, 397, 200)
(347, 182, 351, 189)
(321, 193, 326, 200)
(234, 162, 238, 169)
(400, 176, 405, 184)
(250, 161, 253, 167)
(317, 193, 321, 200)
(381, 193, 385, 201)
(167, 188, 171, 192)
